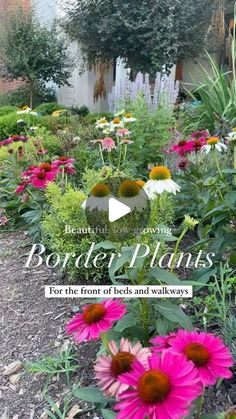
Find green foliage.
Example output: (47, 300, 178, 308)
(0, 6, 73, 107)
(0, 105, 18, 117)
(26, 343, 79, 384)
(42, 183, 104, 281)
(35, 102, 64, 115)
(187, 53, 236, 132)
(0, 113, 36, 138)
(64, 0, 217, 74)
(127, 96, 175, 175)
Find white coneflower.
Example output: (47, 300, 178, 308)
(123, 113, 137, 123)
(144, 166, 181, 199)
(110, 117, 124, 129)
(82, 183, 111, 211)
(118, 180, 147, 211)
(95, 117, 110, 129)
(201, 137, 227, 154)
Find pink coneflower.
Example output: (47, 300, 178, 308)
(177, 157, 190, 170)
(169, 330, 233, 386)
(95, 338, 151, 398)
(150, 333, 176, 353)
(120, 138, 133, 145)
(63, 166, 76, 175)
(30, 164, 58, 189)
(0, 215, 9, 226)
(52, 156, 75, 167)
(15, 179, 30, 194)
(117, 128, 131, 137)
(115, 351, 201, 419)
(22, 165, 37, 177)
(101, 137, 116, 151)
(170, 140, 194, 156)
(37, 149, 48, 155)
(191, 130, 209, 139)
(2, 138, 13, 146)
(66, 300, 126, 343)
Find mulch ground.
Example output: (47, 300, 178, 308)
(0, 230, 235, 418)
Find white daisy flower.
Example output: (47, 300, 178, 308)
(118, 180, 147, 211)
(226, 131, 236, 142)
(110, 117, 124, 129)
(144, 166, 181, 199)
(82, 183, 111, 211)
(95, 117, 110, 129)
(201, 137, 227, 154)
(123, 113, 137, 123)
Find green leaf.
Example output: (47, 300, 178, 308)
(114, 313, 137, 332)
(155, 301, 193, 330)
(94, 241, 117, 250)
(73, 386, 106, 403)
(150, 268, 182, 285)
(101, 409, 116, 419)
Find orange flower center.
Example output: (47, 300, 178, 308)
(111, 352, 135, 376)
(136, 180, 145, 188)
(83, 303, 106, 324)
(138, 370, 171, 404)
(36, 172, 46, 180)
(149, 166, 171, 181)
(39, 163, 52, 172)
(91, 183, 110, 197)
(59, 156, 68, 162)
(207, 137, 219, 145)
(113, 117, 121, 124)
(118, 180, 140, 197)
(184, 343, 211, 367)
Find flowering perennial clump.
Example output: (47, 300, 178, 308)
(15, 156, 76, 193)
(65, 300, 234, 419)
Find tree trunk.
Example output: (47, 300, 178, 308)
(29, 80, 34, 109)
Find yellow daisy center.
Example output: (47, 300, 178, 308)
(149, 166, 171, 181)
(111, 352, 135, 377)
(125, 113, 132, 118)
(206, 137, 219, 145)
(118, 180, 141, 197)
(138, 370, 171, 404)
(112, 117, 121, 124)
(99, 118, 108, 124)
(184, 343, 211, 367)
(83, 303, 106, 324)
(91, 183, 110, 197)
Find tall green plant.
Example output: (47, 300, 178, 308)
(187, 6, 236, 131)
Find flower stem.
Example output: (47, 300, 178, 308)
(194, 389, 205, 419)
(100, 332, 109, 351)
(99, 143, 105, 166)
(140, 298, 149, 343)
(170, 227, 189, 273)
(214, 150, 223, 179)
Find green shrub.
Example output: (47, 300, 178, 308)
(35, 102, 63, 115)
(84, 112, 113, 124)
(69, 105, 89, 117)
(42, 183, 105, 282)
(0, 105, 18, 117)
(0, 113, 39, 139)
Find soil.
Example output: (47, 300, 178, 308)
(0, 230, 235, 418)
